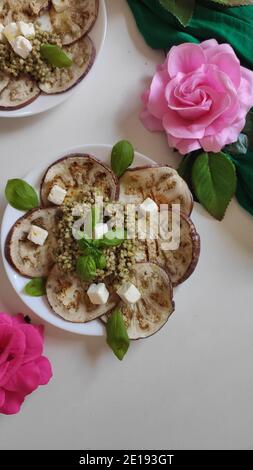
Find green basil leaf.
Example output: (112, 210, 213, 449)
(192, 152, 237, 220)
(159, 0, 195, 27)
(95, 253, 107, 270)
(5, 179, 39, 211)
(76, 255, 97, 281)
(24, 278, 46, 297)
(106, 309, 130, 361)
(95, 229, 126, 248)
(40, 44, 73, 68)
(111, 140, 134, 177)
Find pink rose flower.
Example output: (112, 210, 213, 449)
(141, 40, 253, 155)
(0, 313, 52, 415)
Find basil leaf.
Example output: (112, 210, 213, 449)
(106, 309, 130, 361)
(95, 253, 107, 270)
(192, 152, 237, 220)
(76, 255, 97, 281)
(95, 229, 126, 248)
(111, 140, 134, 177)
(24, 278, 46, 297)
(159, 0, 195, 27)
(40, 44, 73, 68)
(5, 179, 39, 211)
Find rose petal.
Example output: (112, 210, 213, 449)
(0, 389, 25, 415)
(148, 69, 169, 119)
(36, 356, 53, 385)
(0, 388, 5, 408)
(210, 52, 241, 88)
(140, 108, 164, 132)
(167, 134, 201, 155)
(0, 325, 25, 386)
(168, 43, 206, 77)
(4, 361, 41, 395)
(18, 324, 44, 364)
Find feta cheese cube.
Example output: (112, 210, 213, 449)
(139, 198, 158, 216)
(4, 23, 19, 43)
(0, 24, 6, 42)
(94, 223, 108, 240)
(36, 13, 53, 33)
(28, 225, 48, 246)
(48, 185, 67, 205)
(87, 283, 109, 305)
(18, 21, 35, 38)
(117, 282, 141, 304)
(52, 0, 70, 13)
(11, 36, 32, 59)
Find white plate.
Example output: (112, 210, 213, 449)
(0, 1, 107, 119)
(1, 144, 155, 336)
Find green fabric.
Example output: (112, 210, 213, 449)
(127, 0, 253, 216)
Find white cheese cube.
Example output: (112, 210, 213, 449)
(52, 0, 70, 13)
(48, 185, 67, 205)
(11, 36, 32, 59)
(117, 282, 141, 304)
(18, 21, 35, 38)
(94, 223, 108, 240)
(28, 225, 48, 246)
(0, 24, 6, 42)
(139, 197, 158, 216)
(4, 23, 19, 43)
(87, 283, 109, 305)
(36, 13, 53, 33)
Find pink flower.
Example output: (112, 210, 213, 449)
(0, 313, 52, 415)
(141, 40, 253, 154)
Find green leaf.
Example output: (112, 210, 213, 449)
(40, 44, 73, 68)
(94, 229, 126, 248)
(210, 1, 253, 5)
(106, 309, 130, 361)
(192, 152, 237, 220)
(5, 179, 39, 211)
(111, 140, 134, 178)
(224, 134, 248, 156)
(96, 253, 107, 270)
(76, 255, 97, 281)
(159, 0, 195, 26)
(243, 109, 253, 150)
(24, 278, 46, 297)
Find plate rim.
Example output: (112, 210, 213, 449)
(0, 0, 107, 119)
(1, 143, 154, 336)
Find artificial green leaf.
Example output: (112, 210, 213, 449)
(192, 152, 237, 220)
(76, 255, 97, 281)
(40, 44, 73, 68)
(243, 108, 253, 150)
(111, 140, 134, 177)
(24, 278, 46, 297)
(159, 0, 195, 26)
(5, 179, 39, 211)
(224, 134, 248, 156)
(211, 1, 253, 5)
(106, 309, 130, 361)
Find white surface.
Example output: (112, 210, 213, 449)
(0, 0, 107, 118)
(1, 144, 153, 336)
(0, 0, 253, 451)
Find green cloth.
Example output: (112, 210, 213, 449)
(127, 0, 253, 216)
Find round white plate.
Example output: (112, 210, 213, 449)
(0, 1, 107, 119)
(1, 144, 155, 336)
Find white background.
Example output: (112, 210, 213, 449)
(0, 0, 253, 450)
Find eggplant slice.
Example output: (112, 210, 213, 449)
(0, 1, 49, 23)
(120, 165, 193, 216)
(40, 154, 119, 206)
(5, 207, 59, 278)
(0, 75, 40, 110)
(49, 0, 99, 45)
(101, 262, 175, 340)
(39, 35, 95, 94)
(46, 265, 118, 323)
(0, 72, 10, 93)
(135, 210, 200, 286)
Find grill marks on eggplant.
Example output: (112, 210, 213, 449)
(40, 154, 119, 206)
(5, 207, 59, 277)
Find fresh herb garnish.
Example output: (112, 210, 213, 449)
(24, 278, 46, 297)
(76, 255, 97, 281)
(40, 44, 73, 68)
(106, 308, 130, 361)
(111, 140, 134, 177)
(5, 179, 39, 211)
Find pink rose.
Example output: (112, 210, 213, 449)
(0, 313, 52, 415)
(141, 40, 253, 154)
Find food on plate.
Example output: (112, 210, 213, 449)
(0, 0, 98, 109)
(4, 141, 200, 359)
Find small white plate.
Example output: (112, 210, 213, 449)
(1, 144, 154, 336)
(0, 0, 107, 119)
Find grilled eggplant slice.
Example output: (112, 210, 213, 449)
(5, 207, 59, 278)
(120, 165, 193, 216)
(49, 0, 98, 45)
(0, 1, 49, 23)
(46, 266, 118, 323)
(135, 210, 200, 286)
(40, 154, 119, 206)
(102, 262, 175, 339)
(0, 75, 40, 110)
(0, 72, 10, 93)
(39, 35, 95, 94)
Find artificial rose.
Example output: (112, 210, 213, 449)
(141, 40, 253, 154)
(0, 313, 52, 415)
